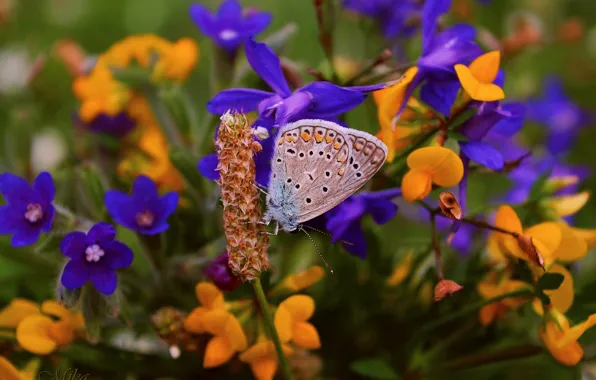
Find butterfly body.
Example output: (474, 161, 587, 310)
(264, 119, 388, 232)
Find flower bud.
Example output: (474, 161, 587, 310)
(205, 253, 242, 292)
(434, 279, 463, 302)
(152, 307, 199, 352)
(252, 126, 270, 140)
(517, 234, 545, 270)
(439, 192, 462, 220)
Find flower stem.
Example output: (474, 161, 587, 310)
(251, 277, 293, 380)
(430, 213, 444, 280)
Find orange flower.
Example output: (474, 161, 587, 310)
(477, 276, 531, 326)
(540, 309, 596, 366)
(274, 295, 321, 350)
(239, 340, 293, 380)
(454, 51, 505, 101)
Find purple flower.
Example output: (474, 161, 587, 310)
(207, 38, 389, 127)
(75, 113, 135, 138)
(104, 175, 178, 235)
(398, 0, 483, 117)
(325, 188, 401, 258)
(0, 172, 55, 247)
(190, 0, 271, 55)
(60, 222, 134, 295)
(526, 76, 591, 155)
(343, 0, 422, 39)
(205, 253, 241, 292)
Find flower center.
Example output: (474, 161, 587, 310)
(135, 210, 155, 227)
(85, 244, 105, 263)
(219, 29, 239, 41)
(24, 203, 43, 223)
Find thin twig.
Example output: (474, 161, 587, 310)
(430, 213, 444, 279)
(343, 49, 392, 86)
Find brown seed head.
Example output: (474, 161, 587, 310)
(434, 279, 463, 302)
(516, 234, 545, 270)
(439, 191, 462, 220)
(151, 307, 199, 352)
(216, 110, 270, 281)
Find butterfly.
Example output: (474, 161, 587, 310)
(263, 119, 388, 234)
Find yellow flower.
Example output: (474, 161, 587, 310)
(454, 50, 505, 102)
(0, 356, 39, 380)
(274, 295, 321, 350)
(373, 67, 422, 162)
(273, 266, 325, 293)
(0, 299, 40, 328)
(201, 310, 248, 368)
(16, 301, 85, 355)
(401, 147, 464, 202)
(152, 38, 199, 82)
(477, 275, 531, 326)
(488, 205, 587, 269)
(386, 251, 414, 287)
(73, 66, 131, 122)
(239, 339, 293, 380)
(183, 282, 247, 368)
(544, 191, 590, 218)
(540, 309, 596, 366)
(183, 282, 226, 334)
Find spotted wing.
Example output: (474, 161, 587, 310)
(270, 119, 352, 224)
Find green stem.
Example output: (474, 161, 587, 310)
(251, 278, 293, 380)
(414, 289, 534, 339)
(144, 88, 185, 149)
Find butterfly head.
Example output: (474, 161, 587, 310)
(265, 193, 299, 232)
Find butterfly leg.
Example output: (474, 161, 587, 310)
(261, 222, 279, 236)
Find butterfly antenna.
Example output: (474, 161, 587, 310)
(302, 224, 354, 246)
(299, 227, 334, 274)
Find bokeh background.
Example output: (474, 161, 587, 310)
(2, 0, 596, 379)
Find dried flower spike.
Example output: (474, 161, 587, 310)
(517, 234, 545, 270)
(216, 110, 270, 281)
(434, 279, 463, 302)
(439, 191, 462, 220)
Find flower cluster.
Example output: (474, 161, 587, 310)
(180, 265, 324, 380)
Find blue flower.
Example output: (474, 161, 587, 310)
(104, 175, 178, 235)
(207, 38, 390, 127)
(0, 172, 55, 247)
(190, 0, 272, 55)
(205, 252, 242, 292)
(526, 76, 591, 155)
(60, 222, 134, 295)
(343, 0, 422, 39)
(325, 188, 401, 258)
(74, 112, 135, 138)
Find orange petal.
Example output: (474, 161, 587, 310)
(469, 51, 501, 84)
(16, 315, 57, 355)
(500, 280, 532, 309)
(546, 191, 590, 218)
(554, 222, 587, 263)
(41, 300, 71, 321)
(571, 227, 596, 247)
(523, 222, 562, 267)
(376, 66, 419, 129)
(493, 205, 523, 234)
(280, 266, 325, 293)
(183, 307, 208, 334)
(0, 299, 40, 328)
(203, 336, 235, 368)
(250, 358, 278, 380)
(292, 321, 321, 349)
(406, 147, 464, 187)
(195, 282, 225, 309)
(402, 169, 432, 202)
(557, 314, 596, 348)
(386, 252, 414, 286)
(203, 310, 247, 351)
(277, 295, 315, 322)
(479, 304, 499, 326)
(0, 357, 22, 380)
(540, 320, 583, 366)
(48, 320, 75, 347)
(454, 64, 505, 101)
(273, 304, 293, 344)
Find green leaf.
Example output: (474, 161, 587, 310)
(446, 131, 469, 141)
(537, 272, 565, 291)
(399, 119, 439, 128)
(168, 147, 209, 196)
(350, 358, 400, 380)
(110, 64, 152, 88)
(448, 108, 477, 129)
(528, 169, 553, 202)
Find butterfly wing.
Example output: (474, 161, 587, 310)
(271, 119, 352, 224)
(271, 119, 388, 224)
